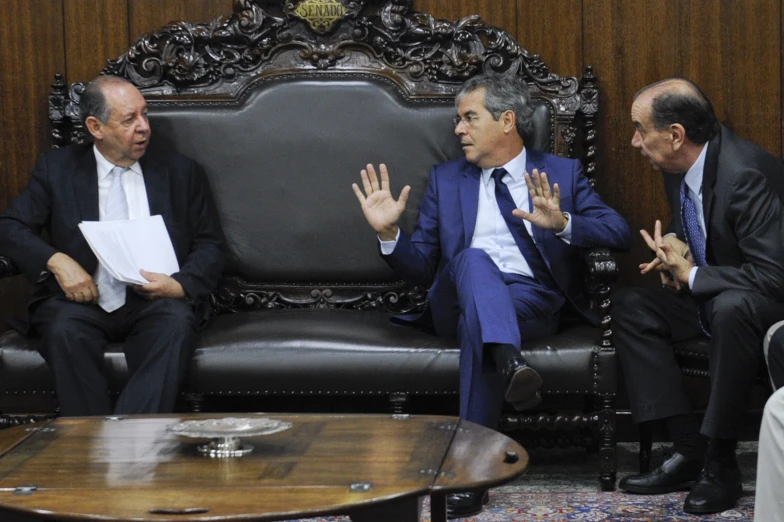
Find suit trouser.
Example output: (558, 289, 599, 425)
(426, 248, 564, 428)
(764, 320, 784, 389)
(755, 387, 784, 522)
(614, 286, 784, 438)
(31, 292, 198, 416)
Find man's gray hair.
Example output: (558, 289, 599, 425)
(456, 73, 535, 140)
(79, 75, 135, 127)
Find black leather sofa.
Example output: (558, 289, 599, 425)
(0, 0, 621, 490)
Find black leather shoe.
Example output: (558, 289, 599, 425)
(618, 452, 703, 494)
(446, 490, 489, 519)
(683, 458, 742, 514)
(502, 356, 542, 404)
(512, 391, 542, 411)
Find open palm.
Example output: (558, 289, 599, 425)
(512, 169, 567, 232)
(352, 163, 410, 240)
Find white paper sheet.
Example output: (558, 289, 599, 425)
(78, 215, 179, 285)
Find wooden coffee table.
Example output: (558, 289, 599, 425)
(0, 414, 527, 521)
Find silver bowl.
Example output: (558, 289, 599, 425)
(167, 417, 292, 458)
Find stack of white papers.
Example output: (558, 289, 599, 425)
(78, 215, 179, 285)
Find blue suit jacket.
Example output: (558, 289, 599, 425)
(384, 149, 633, 326)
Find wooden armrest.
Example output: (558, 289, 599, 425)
(580, 247, 620, 349)
(581, 247, 619, 294)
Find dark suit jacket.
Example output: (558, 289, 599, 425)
(662, 125, 784, 302)
(385, 149, 633, 326)
(0, 144, 225, 325)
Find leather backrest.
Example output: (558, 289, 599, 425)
(148, 74, 553, 283)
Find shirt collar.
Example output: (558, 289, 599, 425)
(93, 145, 142, 180)
(683, 143, 708, 196)
(481, 147, 527, 185)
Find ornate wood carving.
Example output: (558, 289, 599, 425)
(582, 247, 617, 349)
(597, 395, 617, 491)
(92, 0, 578, 99)
(211, 277, 427, 314)
(579, 65, 599, 185)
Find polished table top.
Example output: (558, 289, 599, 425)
(0, 413, 528, 521)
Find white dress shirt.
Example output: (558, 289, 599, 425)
(380, 148, 572, 277)
(94, 146, 150, 221)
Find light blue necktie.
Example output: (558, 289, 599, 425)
(96, 166, 129, 312)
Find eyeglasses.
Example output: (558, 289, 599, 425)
(453, 114, 479, 128)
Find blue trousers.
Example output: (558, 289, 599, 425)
(427, 248, 564, 428)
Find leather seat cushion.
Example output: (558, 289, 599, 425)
(0, 309, 610, 397)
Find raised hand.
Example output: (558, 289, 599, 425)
(511, 169, 568, 232)
(642, 220, 694, 288)
(639, 224, 691, 290)
(352, 163, 411, 241)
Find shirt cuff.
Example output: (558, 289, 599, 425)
(555, 212, 572, 244)
(378, 228, 400, 255)
(688, 266, 698, 289)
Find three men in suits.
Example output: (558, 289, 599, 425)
(616, 78, 784, 514)
(0, 76, 225, 417)
(352, 73, 632, 518)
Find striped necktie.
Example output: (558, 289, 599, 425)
(96, 166, 129, 312)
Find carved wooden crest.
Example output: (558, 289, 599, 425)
(288, 0, 356, 34)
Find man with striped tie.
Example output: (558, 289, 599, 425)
(0, 76, 224, 417)
(616, 78, 784, 514)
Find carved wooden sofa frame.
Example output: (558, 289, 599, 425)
(0, 0, 620, 490)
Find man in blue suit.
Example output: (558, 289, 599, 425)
(352, 73, 632, 518)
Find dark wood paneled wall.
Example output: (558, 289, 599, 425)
(0, 0, 781, 326)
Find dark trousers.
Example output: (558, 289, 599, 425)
(427, 248, 564, 428)
(30, 292, 198, 416)
(614, 286, 784, 438)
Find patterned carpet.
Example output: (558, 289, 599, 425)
(286, 442, 759, 521)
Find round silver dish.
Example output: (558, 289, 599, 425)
(167, 417, 292, 458)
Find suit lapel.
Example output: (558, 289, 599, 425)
(74, 147, 99, 222)
(458, 162, 481, 249)
(140, 155, 170, 220)
(701, 131, 721, 242)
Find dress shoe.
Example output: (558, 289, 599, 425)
(618, 452, 703, 494)
(683, 458, 742, 514)
(502, 356, 543, 404)
(512, 391, 542, 411)
(446, 489, 489, 519)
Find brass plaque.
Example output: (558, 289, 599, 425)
(294, 0, 349, 34)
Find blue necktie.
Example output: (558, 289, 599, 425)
(492, 168, 558, 292)
(680, 178, 706, 267)
(680, 177, 711, 336)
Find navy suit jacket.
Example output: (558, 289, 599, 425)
(0, 144, 225, 327)
(385, 149, 633, 326)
